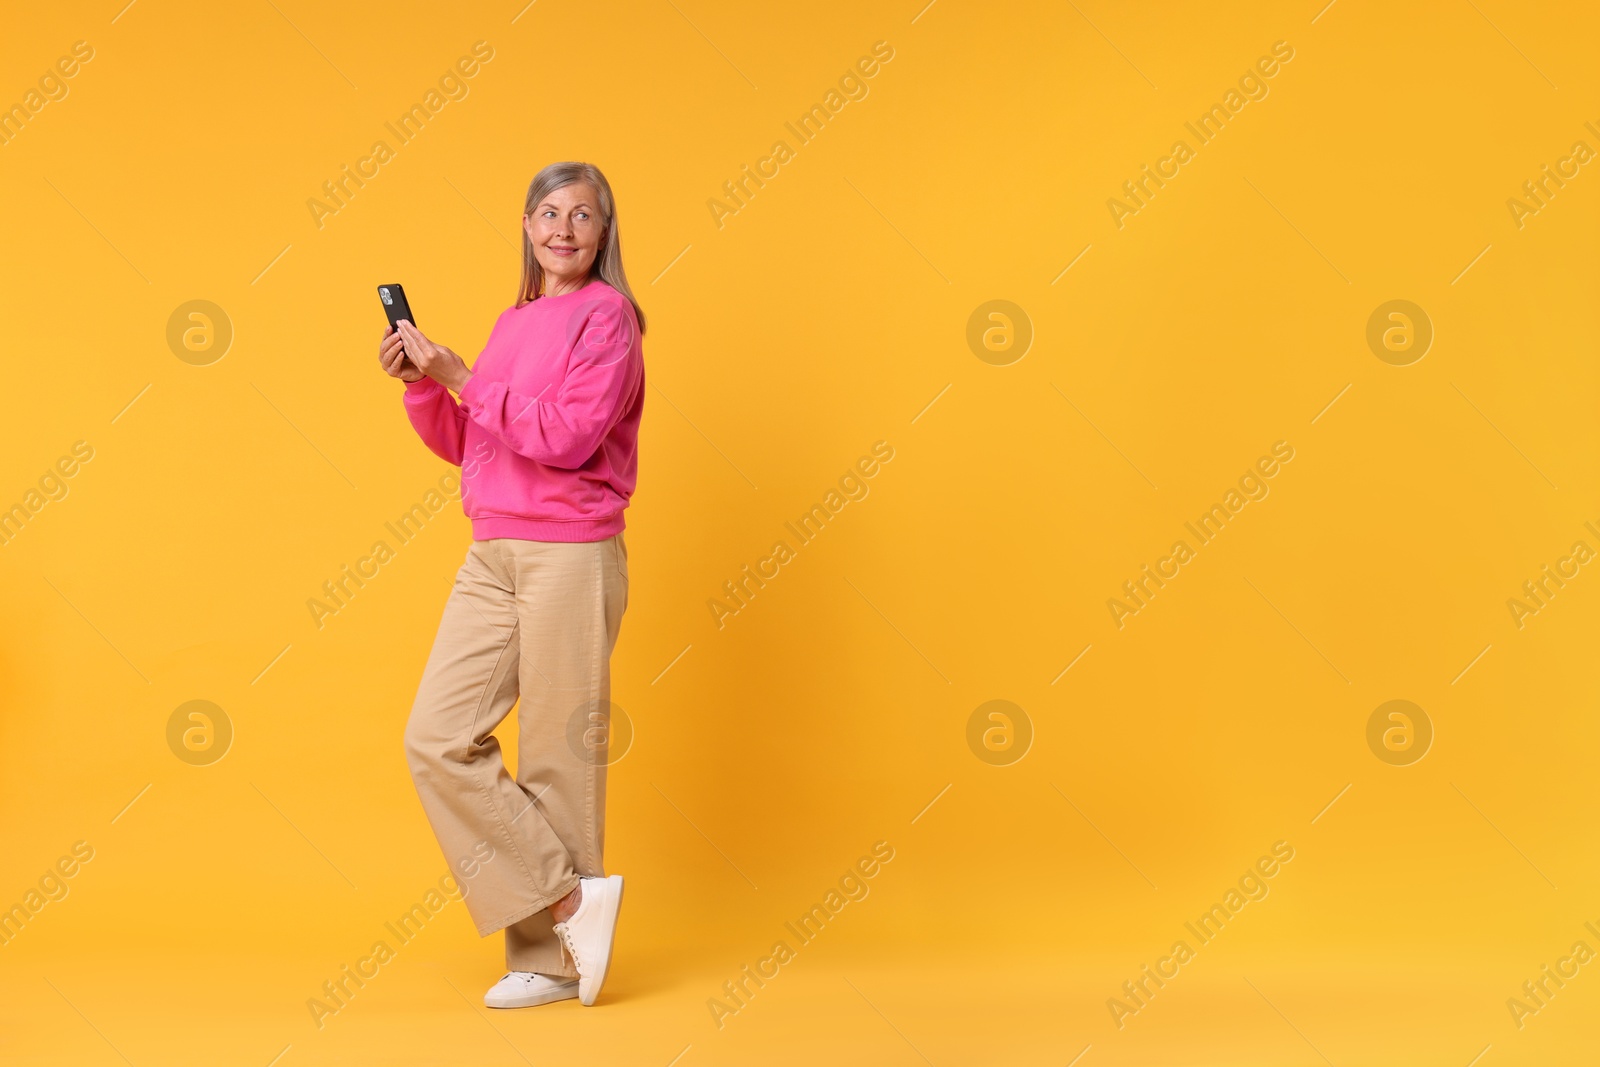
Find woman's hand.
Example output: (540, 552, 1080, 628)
(378, 325, 425, 383)
(395, 320, 473, 394)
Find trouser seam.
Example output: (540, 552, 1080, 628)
(585, 544, 603, 875)
(468, 623, 544, 912)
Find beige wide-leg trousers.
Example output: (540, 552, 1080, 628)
(404, 534, 628, 978)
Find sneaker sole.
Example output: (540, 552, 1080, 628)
(581, 875, 624, 1006)
(485, 982, 579, 1009)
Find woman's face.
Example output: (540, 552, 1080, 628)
(525, 182, 604, 290)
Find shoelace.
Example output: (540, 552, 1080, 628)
(504, 970, 569, 985)
(553, 923, 586, 976)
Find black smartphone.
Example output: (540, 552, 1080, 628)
(378, 283, 417, 329)
(377, 284, 419, 370)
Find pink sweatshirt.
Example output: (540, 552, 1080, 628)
(402, 278, 644, 542)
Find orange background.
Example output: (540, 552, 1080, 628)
(1, 1, 1597, 1064)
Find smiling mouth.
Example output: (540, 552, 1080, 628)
(548, 246, 577, 256)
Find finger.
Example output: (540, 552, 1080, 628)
(397, 323, 430, 361)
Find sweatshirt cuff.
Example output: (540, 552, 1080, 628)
(404, 377, 444, 399)
(456, 372, 493, 410)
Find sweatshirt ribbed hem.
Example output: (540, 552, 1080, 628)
(470, 512, 625, 542)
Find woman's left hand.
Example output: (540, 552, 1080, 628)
(395, 320, 473, 393)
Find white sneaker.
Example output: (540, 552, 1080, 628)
(483, 971, 579, 1009)
(552, 874, 624, 1006)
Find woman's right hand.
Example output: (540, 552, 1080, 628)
(378, 325, 425, 383)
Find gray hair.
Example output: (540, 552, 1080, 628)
(516, 161, 646, 335)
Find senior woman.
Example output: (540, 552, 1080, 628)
(376, 161, 646, 1010)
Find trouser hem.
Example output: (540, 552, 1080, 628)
(474, 873, 582, 937)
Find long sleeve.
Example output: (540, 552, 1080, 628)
(456, 302, 640, 470)
(402, 376, 468, 465)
